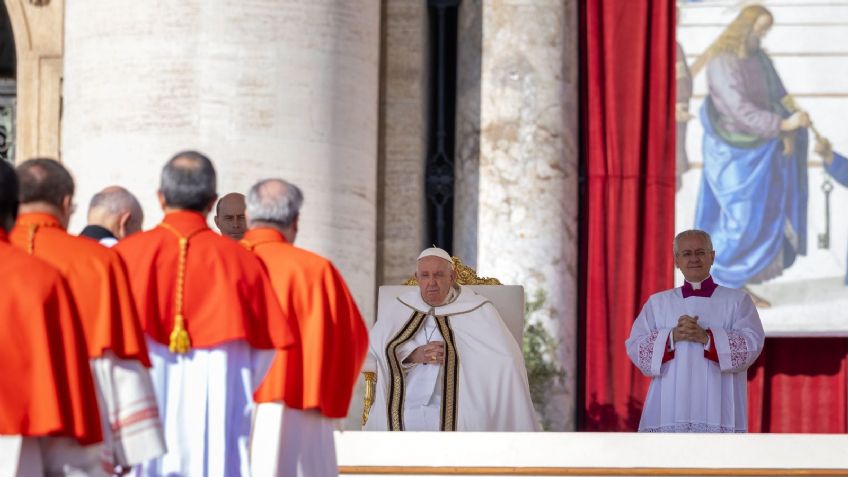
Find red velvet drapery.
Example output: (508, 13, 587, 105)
(578, 0, 677, 431)
(748, 338, 848, 433)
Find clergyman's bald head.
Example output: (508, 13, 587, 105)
(87, 185, 144, 239)
(216, 192, 245, 216)
(89, 186, 142, 219)
(246, 178, 303, 242)
(214, 192, 246, 240)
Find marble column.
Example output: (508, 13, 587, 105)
(378, 0, 427, 286)
(454, 0, 579, 430)
(4, 0, 65, 162)
(62, 1, 380, 328)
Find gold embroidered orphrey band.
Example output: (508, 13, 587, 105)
(385, 311, 460, 432)
(435, 314, 459, 431)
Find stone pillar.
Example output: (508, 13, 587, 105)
(378, 0, 427, 286)
(62, 1, 380, 328)
(454, 0, 579, 430)
(4, 0, 64, 162)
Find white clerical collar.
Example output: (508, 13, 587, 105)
(686, 275, 711, 290)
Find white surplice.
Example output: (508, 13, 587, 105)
(133, 338, 274, 477)
(625, 284, 765, 432)
(250, 403, 337, 477)
(98, 237, 118, 248)
(0, 436, 103, 477)
(0, 352, 164, 477)
(365, 285, 539, 432)
(91, 351, 166, 471)
(91, 230, 166, 470)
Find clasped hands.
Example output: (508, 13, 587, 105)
(404, 341, 445, 365)
(672, 315, 709, 346)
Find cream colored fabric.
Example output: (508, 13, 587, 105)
(0, 436, 35, 477)
(90, 352, 166, 469)
(135, 338, 274, 476)
(416, 247, 453, 263)
(0, 436, 104, 477)
(375, 285, 524, 346)
(250, 403, 337, 477)
(365, 285, 537, 431)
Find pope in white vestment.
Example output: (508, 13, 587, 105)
(626, 230, 765, 432)
(365, 248, 539, 432)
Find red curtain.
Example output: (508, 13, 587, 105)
(578, 0, 677, 431)
(748, 338, 848, 433)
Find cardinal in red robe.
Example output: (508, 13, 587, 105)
(243, 178, 368, 477)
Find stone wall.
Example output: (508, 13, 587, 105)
(454, 0, 579, 430)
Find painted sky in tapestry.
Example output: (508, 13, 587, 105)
(675, 1, 848, 335)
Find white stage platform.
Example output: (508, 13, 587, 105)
(335, 431, 848, 476)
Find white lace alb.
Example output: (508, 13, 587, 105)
(641, 423, 743, 433)
(728, 331, 749, 369)
(637, 331, 660, 374)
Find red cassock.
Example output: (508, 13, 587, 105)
(0, 230, 102, 445)
(10, 213, 150, 366)
(115, 211, 294, 351)
(242, 228, 368, 418)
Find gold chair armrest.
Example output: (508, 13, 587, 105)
(362, 371, 377, 427)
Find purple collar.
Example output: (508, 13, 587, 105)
(682, 276, 718, 298)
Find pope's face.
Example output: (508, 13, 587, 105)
(415, 256, 456, 306)
(214, 195, 246, 240)
(674, 234, 715, 283)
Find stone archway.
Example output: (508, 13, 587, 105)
(0, 2, 15, 162)
(2, 0, 64, 163)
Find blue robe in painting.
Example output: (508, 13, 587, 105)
(695, 50, 808, 289)
(826, 152, 848, 284)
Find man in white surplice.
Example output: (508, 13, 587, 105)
(365, 247, 538, 432)
(625, 229, 765, 432)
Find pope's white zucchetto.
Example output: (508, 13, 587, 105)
(417, 247, 453, 264)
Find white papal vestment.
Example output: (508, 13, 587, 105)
(625, 283, 764, 432)
(365, 285, 538, 432)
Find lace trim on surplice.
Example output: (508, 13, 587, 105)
(728, 331, 749, 369)
(637, 331, 659, 374)
(641, 423, 744, 433)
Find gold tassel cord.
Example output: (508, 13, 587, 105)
(362, 371, 377, 427)
(24, 220, 60, 255)
(169, 236, 191, 353)
(26, 224, 37, 255)
(159, 224, 203, 354)
(169, 314, 191, 354)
